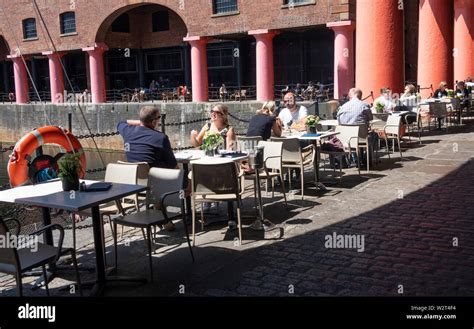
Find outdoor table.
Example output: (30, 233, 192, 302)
(280, 130, 340, 190)
(175, 149, 248, 227)
(0, 179, 147, 296)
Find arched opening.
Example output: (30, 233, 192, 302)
(94, 3, 189, 91)
(0, 36, 14, 97)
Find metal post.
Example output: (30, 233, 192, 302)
(68, 112, 72, 133)
(160, 113, 166, 134)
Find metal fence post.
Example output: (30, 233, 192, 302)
(161, 113, 166, 134)
(68, 112, 72, 133)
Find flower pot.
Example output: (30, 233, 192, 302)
(205, 149, 217, 157)
(61, 175, 80, 191)
(308, 126, 317, 134)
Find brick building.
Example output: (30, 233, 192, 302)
(0, 0, 472, 103)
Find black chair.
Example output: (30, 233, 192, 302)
(113, 168, 194, 283)
(0, 218, 83, 296)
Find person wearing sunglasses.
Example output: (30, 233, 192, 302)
(278, 92, 308, 131)
(117, 106, 177, 169)
(190, 104, 236, 151)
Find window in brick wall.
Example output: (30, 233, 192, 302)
(207, 48, 234, 68)
(152, 11, 169, 32)
(146, 52, 182, 71)
(60, 12, 76, 34)
(22, 18, 37, 40)
(112, 13, 130, 33)
(212, 0, 238, 15)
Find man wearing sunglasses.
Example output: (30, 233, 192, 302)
(278, 92, 308, 131)
(117, 106, 177, 169)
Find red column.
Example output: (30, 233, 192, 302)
(249, 29, 278, 101)
(7, 55, 29, 104)
(183, 36, 209, 102)
(82, 43, 108, 103)
(42, 51, 65, 103)
(454, 0, 474, 82)
(355, 0, 404, 98)
(327, 21, 355, 99)
(418, 0, 454, 97)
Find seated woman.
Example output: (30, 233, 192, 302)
(398, 84, 418, 125)
(191, 104, 236, 151)
(246, 101, 282, 141)
(433, 81, 448, 98)
(372, 87, 397, 113)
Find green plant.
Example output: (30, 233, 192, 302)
(446, 89, 454, 98)
(58, 153, 82, 178)
(305, 115, 320, 127)
(375, 101, 385, 113)
(201, 131, 224, 152)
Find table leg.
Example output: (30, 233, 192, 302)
(249, 171, 275, 231)
(182, 163, 192, 223)
(314, 144, 327, 191)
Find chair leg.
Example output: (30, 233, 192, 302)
(236, 202, 242, 246)
(287, 168, 292, 190)
(271, 177, 275, 200)
(300, 167, 304, 200)
(16, 273, 23, 297)
(280, 174, 288, 209)
(200, 204, 204, 231)
(253, 179, 259, 218)
(192, 199, 196, 247)
(385, 136, 391, 159)
(70, 250, 83, 297)
(42, 265, 50, 297)
(366, 146, 370, 173)
(355, 150, 361, 176)
(181, 208, 195, 262)
(146, 227, 153, 283)
(113, 221, 118, 273)
(398, 137, 403, 160)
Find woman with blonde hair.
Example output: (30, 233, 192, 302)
(246, 101, 282, 140)
(433, 81, 448, 98)
(190, 104, 236, 150)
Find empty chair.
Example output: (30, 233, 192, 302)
(428, 102, 449, 132)
(320, 125, 361, 183)
(0, 218, 82, 296)
(117, 161, 150, 208)
(382, 115, 404, 160)
(270, 137, 315, 200)
(236, 136, 262, 152)
(191, 159, 243, 246)
(113, 168, 194, 282)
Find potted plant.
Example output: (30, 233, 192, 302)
(305, 115, 320, 134)
(201, 131, 224, 156)
(375, 101, 385, 113)
(58, 153, 82, 191)
(446, 89, 454, 98)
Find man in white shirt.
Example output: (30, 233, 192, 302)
(278, 92, 308, 130)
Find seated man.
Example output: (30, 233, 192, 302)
(278, 92, 308, 130)
(338, 88, 378, 167)
(117, 106, 177, 230)
(117, 106, 177, 169)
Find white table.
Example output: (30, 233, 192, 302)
(0, 179, 147, 296)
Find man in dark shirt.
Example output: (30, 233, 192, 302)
(117, 106, 177, 169)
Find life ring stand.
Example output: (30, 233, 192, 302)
(7, 126, 87, 187)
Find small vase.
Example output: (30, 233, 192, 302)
(308, 126, 317, 134)
(61, 175, 80, 191)
(205, 149, 217, 157)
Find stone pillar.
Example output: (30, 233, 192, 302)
(454, 0, 474, 82)
(327, 21, 355, 99)
(249, 29, 278, 101)
(82, 42, 108, 103)
(42, 51, 65, 103)
(418, 0, 454, 97)
(183, 36, 209, 102)
(355, 0, 404, 98)
(7, 54, 29, 104)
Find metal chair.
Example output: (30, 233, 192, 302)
(428, 102, 449, 132)
(112, 168, 194, 282)
(270, 137, 315, 200)
(0, 218, 83, 296)
(320, 125, 361, 183)
(191, 159, 243, 246)
(381, 115, 404, 160)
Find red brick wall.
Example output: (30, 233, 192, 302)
(0, 0, 351, 55)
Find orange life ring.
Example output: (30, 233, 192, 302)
(7, 126, 86, 187)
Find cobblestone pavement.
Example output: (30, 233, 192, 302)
(1, 124, 474, 297)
